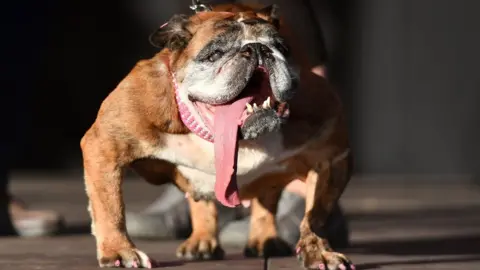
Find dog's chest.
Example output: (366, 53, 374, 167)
(150, 132, 301, 193)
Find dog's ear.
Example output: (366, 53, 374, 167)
(149, 14, 192, 50)
(256, 4, 280, 29)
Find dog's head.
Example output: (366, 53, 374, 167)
(150, 5, 297, 142)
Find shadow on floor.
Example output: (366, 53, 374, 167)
(346, 205, 480, 222)
(350, 234, 480, 269)
(348, 235, 480, 270)
(356, 255, 480, 270)
(351, 234, 480, 256)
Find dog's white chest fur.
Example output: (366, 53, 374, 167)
(151, 131, 301, 195)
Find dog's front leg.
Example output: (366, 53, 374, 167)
(176, 196, 225, 260)
(296, 150, 354, 270)
(82, 134, 153, 268)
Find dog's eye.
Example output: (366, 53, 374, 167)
(207, 50, 224, 62)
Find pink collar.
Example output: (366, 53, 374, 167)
(163, 58, 215, 143)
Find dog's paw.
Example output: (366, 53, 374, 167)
(176, 233, 225, 260)
(244, 237, 293, 258)
(98, 248, 154, 268)
(296, 234, 354, 270)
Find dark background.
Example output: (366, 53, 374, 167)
(2, 0, 480, 179)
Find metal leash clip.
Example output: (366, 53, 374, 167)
(190, 0, 212, 13)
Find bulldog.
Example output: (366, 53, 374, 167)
(81, 3, 354, 270)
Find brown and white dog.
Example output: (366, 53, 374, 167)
(81, 3, 353, 270)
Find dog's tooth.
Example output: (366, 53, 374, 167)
(253, 103, 258, 110)
(246, 103, 253, 113)
(262, 97, 271, 109)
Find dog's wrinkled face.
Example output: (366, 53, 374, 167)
(151, 6, 297, 142)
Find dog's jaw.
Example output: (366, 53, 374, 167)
(174, 68, 291, 143)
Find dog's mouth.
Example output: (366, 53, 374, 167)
(175, 66, 290, 209)
(191, 66, 290, 138)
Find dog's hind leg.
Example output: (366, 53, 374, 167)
(175, 196, 225, 260)
(242, 174, 294, 258)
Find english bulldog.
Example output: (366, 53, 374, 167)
(81, 3, 354, 270)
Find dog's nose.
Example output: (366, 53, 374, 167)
(240, 43, 273, 59)
(259, 44, 273, 57)
(240, 43, 256, 59)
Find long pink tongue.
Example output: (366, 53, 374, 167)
(214, 96, 253, 208)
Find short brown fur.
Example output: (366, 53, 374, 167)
(81, 3, 353, 269)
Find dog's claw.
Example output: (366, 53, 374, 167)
(99, 248, 153, 268)
(296, 234, 353, 270)
(302, 258, 353, 270)
(176, 234, 225, 261)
